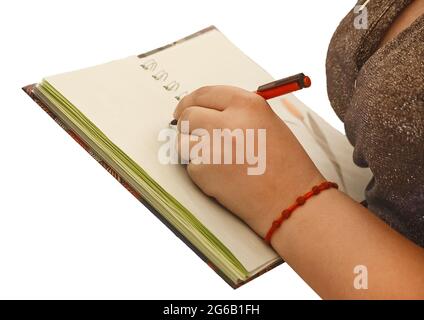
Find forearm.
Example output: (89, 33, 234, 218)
(172, 85, 424, 298)
(263, 188, 424, 299)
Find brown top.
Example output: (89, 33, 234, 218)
(326, 0, 424, 247)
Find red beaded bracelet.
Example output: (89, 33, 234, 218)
(264, 181, 338, 244)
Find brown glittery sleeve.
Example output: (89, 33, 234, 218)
(326, 0, 424, 247)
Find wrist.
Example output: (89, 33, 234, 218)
(269, 186, 342, 253)
(247, 172, 326, 239)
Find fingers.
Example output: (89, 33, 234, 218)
(176, 133, 211, 164)
(177, 106, 222, 135)
(175, 133, 215, 197)
(177, 133, 199, 163)
(176, 132, 222, 198)
(173, 85, 253, 119)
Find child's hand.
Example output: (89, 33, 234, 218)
(174, 85, 324, 237)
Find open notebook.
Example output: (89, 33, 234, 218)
(24, 26, 372, 288)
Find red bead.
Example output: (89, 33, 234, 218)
(272, 220, 281, 228)
(296, 196, 306, 205)
(312, 186, 320, 195)
(282, 209, 291, 219)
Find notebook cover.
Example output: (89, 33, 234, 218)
(22, 81, 281, 289)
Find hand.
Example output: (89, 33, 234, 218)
(174, 85, 324, 237)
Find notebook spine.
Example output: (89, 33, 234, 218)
(140, 58, 188, 101)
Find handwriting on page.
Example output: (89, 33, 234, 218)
(140, 58, 188, 101)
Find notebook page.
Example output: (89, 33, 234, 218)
(46, 29, 278, 272)
(268, 94, 372, 202)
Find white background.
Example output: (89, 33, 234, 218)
(0, 0, 356, 299)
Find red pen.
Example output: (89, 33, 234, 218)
(255, 73, 311, 100)
(170, 73, 311, 126)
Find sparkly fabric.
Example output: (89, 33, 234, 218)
(326, 0, 424, 247)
